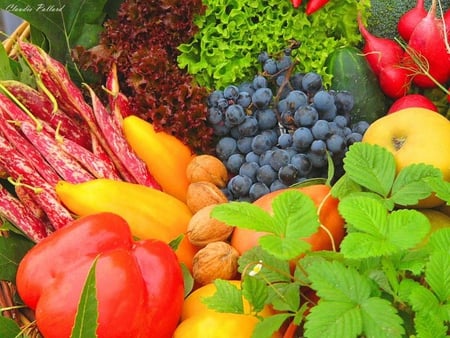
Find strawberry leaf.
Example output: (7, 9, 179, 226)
(202, 279, 244, 314)
(339, 196, 430, 259)
(211, 201, 275, 233)
(390, 163, 441, 206)
(343, 143, 396, 197)
(251, 313, 292, 338)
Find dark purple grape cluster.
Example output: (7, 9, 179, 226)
(207, 48, 370, 202)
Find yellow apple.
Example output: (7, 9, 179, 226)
(362, 107, 450, 208)
(416, 209, 450, 247)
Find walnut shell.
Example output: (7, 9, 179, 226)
(192, 241, 240, 285)
(186, 181, 228, 214)
(186, 154, 228, 188)
(187, 204, 234, 247)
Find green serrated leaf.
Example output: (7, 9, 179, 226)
(211, 201, 276, 233)
(259, 234, 311, 261)
(425, 177, 450, 205)
(338, 195, 388, 236)
(0, 316, 21, 338)
(271, 190, 320, 239)
(203, 279, 244, 314)
(425, 251, 450, 303)
(70, 258, 99, 338)
(304, 301, 363, 338)
(0, 232, 34, 282)
(330, 174, 362, 200)
(427, 227, 450, 252)
(360, 297, 404, 338)
(251, 313, 292, 338)
(267, 282, 302, 313)
(251, 313, 291, 338)
(339, 197, 430, 259)
(238, 246, 291, 283)
(242, 275, 269, 315)
(180, 263, 194, 298)
(343, 143, 396, 197)
(386, 209, 430, 250)
(306, 260, 371, 303)
(390, 163, 441, 206)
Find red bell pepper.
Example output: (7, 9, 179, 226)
(16, 212, 184, 338)
(306, 0, 330, 15)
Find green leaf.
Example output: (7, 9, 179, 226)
(70, 258, 99, 338)
(330, 174, 362, 200)
(339, 195, 388, 236)
(343, 143, 396, 197)
(271, 190, 319, 239)
(180, 263, 194, 298)
(242, 275, 269, 315)
(425, 177, 450, 204)
(306, 260, 371, 303)
(339, 197, 430, 258)
(390, 163, 441, 206)
(259, 234, 311, 261)
(0, 232, 34, 282)
(251, 313, 292, 338)
(238, 246, 291, 284)
(427, 227, 450, 252)
(0, 317, 21, 338)
(304, 301, 363, 338)
(425, 251, 450, 303)
(202, 279, 244, 314)
(0, 45, 17, 80)
(211, 202, 276, 233)
(359, 297, 404, 338)
(267, 282, 302, 313)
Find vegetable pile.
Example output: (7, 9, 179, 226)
(0, 0, 449, 337)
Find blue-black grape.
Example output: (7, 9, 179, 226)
(278, 164, 299, 186)
(251, 134, 272, 155)
(311, 120, 331, 140)
(352, 121, 370, 135)
(310, 139, 327, 155)
(256, 108, 278, 130)
(239, 161, 260, 182)
(226, 153, 245, 174)
(237, 91, 252, 108)
(252, 87, 273, 109)
(224, 85, 240, 101)
(245, 151, 260, 163)
(208, 90, 224, 107)
(290, 153, 312, 176)
(285, 90, 308, 112)
(334, 91, 354, 115)
(256, 164, 277, 187)
(208, 107, 223, 125)
(263, 58, 278, 75)
(270, 179, 288, 192)
(237, 136, 254, 154)
(253, 75, 268, 89)
(228, 174, 253, 198)
(238, 116, 259, 137)
(269, 148, 290, 171)
(249, 182, 270, 201)
(292, 127, 313, 151)
(259, 149, 274, 166)
(216, 136, 237, 160)
(294, 105, 319, 127)
(278, 133, 293, 148)
(225, 104, 246, 126)
(302, 72, 323, 96)
(326, 134, 346, 154)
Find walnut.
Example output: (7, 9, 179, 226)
(186, 181, 228, 214)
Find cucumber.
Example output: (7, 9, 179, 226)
(326, 46, 389, 124)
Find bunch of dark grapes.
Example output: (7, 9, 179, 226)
(207, 46, 370, 202)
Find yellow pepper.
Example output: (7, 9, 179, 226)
(122, 115, 194, 202)
(55, 178, 198, 269)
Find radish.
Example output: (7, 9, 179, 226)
(378, 64, 412, 99)
(387, 94, 438, 113)
(357, 14, 404, 76)
(406, 0, 450, 88)
(398, 0, 428, 41)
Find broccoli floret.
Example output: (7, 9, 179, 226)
(367, 0, 450, 39)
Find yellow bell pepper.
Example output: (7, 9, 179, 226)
(55, 178, 198, 269)
(122, 115, 194, 202)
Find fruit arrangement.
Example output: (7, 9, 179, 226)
(0, 0, 450, 338)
